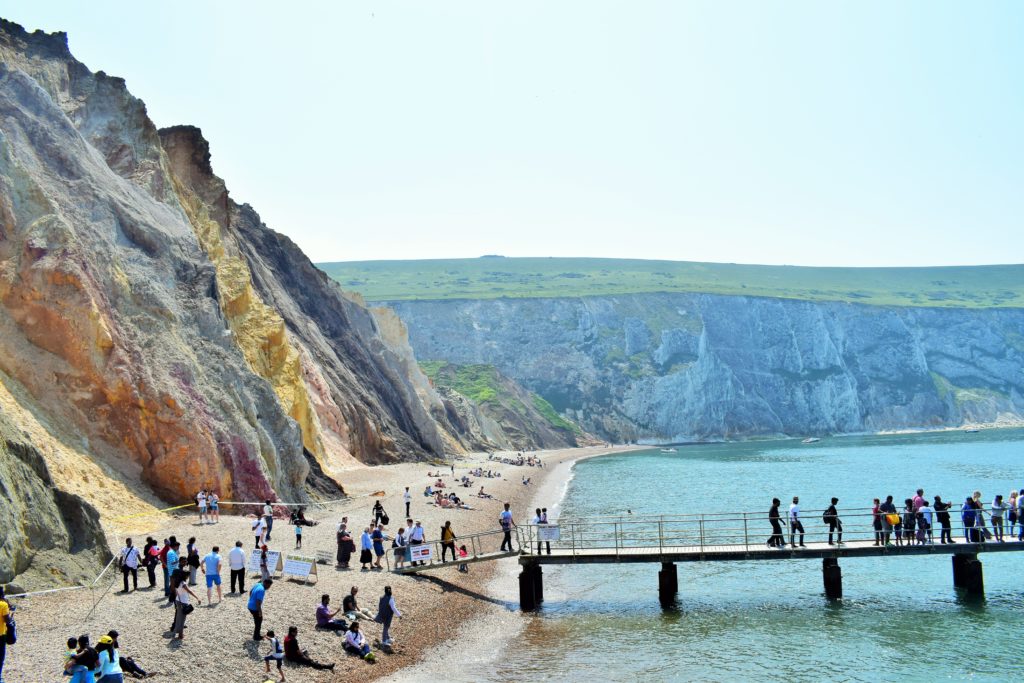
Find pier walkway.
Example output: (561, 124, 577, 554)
(394, 508, 1024, 609)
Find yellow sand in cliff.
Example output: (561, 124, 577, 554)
(169, 177, 328, 471)
(0, 369, 161, 531)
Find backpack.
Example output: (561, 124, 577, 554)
(822, 510, 831, 524)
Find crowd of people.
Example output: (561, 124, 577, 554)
(766, 487, 1024, 548)
(487, 451, 543, 467)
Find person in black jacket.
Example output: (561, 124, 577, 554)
(824, 497, 842, 545)
(767, 499, 784, 548)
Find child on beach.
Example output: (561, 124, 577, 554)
(295, 522, 303, 549)
(62, 636, 78, 676)
(263, 630, 285, 681)
(458, 545, 469, 572)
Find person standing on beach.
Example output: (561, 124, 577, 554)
(404, 487, 411, 517)
(209, 491, 220, 523)
(252, 516, 266, 548)
(374, 586, 402, 646)
(201, 546, 223, 604)
(409, 520, 426, 566)
(359, 528, 373, 570)
(165, 540, 180, 599)
(172, 578, 201, 640)
(159, 537, 172, 596)
(118, 538, 142, 593)
(186, 537, 200, 586)
(499, 503, 516, 551)
(143, 537, 159, 589)
(824, 498, 842, 545)
(228, 540, 246, 594)
(372, 524, 387, 569)
(0, 585, 11, 682)
(248, 579, 272, 641)
(789, 497, 805, 548)
(263, 501, 274, 542)
(197, 490, 207, 524)
(767, 499, 784, 548)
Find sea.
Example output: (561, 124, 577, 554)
(470, 429, 1024, 683)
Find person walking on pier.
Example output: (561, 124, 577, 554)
(1017, 489, 1024, 541)
(1008, 490, 1019, 539)
(900, 499, 916, 547)
(499, 503, 516, 552)
(919, 498, 934, 544)
(879, 496, 897, 546)
(767, 498, 784, 548)
(871, 499, 882, 546)
(934, 496, 954, 544)
(440, 521, 457, 562)
(789, 497, 805, 548)
(541, 507, 552, 554)
(824, 498, 842, 545)
(961, 496, 979, 543)
(991, 494, 1007, 542)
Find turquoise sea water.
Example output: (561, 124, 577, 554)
(485, 430, 1024, 683)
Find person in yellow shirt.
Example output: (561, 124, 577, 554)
(0, 584, 11, 681)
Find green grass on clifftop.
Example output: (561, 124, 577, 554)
(318, 257, 1024, 308)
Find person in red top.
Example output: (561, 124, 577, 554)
(283, 626, 334, 671)
(159, 537, 175, 596)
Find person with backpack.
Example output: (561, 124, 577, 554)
(823, 498, 842, 545)
(374, 586, 402, 646)
(934, 496, 954, 544)
(118, 538, 142, 593)
(499, 503, 515, 551)
(440, 521, 457, 562)
(961, 496, 979, 543)
(142, 538, 159, 589)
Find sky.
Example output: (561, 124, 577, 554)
(4, 1, 1023, 266)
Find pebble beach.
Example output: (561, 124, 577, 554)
(2, 445, 637, 683)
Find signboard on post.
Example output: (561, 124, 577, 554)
(248, 549, 283, 577)
(409, 544, 433, 563)
(283, 554, 318, 584)
(537, 525, 561, 542)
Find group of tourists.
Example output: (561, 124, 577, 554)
(487, 452, 543, 468)
(194, 489, 220, 524)
(63, 630, 153, 681)
(765, 487, 1024, 548)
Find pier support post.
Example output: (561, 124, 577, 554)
(532, 564, 544, 604)
(822, 558, 842, 600)
(658, 562, 678, 605)
(519, 564, 538, 611)
(952, 553, 984, 596)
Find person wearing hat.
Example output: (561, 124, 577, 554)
(104, 631, 152, 679)
(96, 634, 123, 682)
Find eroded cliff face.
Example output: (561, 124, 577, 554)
(386, 294, 1024, 441)
(0, 19, 452, 586)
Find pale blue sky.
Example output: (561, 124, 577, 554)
(5, 2, 1023, 266)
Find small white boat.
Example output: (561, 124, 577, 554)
(801, 438, 821, 444)
(964, 428, 980, 434)
(659, 448, 677, 453)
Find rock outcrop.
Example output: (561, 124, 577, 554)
(0, 19, 459, 587)
(385, 294, 1024, 442)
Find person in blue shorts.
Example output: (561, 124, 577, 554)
(201, 546, 223, 604)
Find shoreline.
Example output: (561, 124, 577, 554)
(382, 443, 644, 683)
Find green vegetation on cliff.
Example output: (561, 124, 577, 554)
(319, 257, 1024, 308)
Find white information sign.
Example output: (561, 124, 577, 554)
(537, 525, 561, 542)
(283, 554, 318, 584)
(248, 549, 283, 576)
(409, 544, 433, 563)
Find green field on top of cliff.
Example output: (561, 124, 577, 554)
(318, 258, 1024, 308)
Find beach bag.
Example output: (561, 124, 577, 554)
(885, 514, 900, 526)
(182, 603, 195, 616)
(381, 513, 390, 526)
(982, 527, 992, 540)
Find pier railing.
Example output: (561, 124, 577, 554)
(516, 506, 1014, 556)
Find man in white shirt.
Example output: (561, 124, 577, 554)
(201, 546, 223, 603)
(409, 520, 426, 566)
(253, 517, 266, 547)
(499, 503, 515, 551)
(789, 497, 805, 548)
(119, 538, 142, 593)
(228, 540, 247, 594)
(403, 487, 412, 517)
